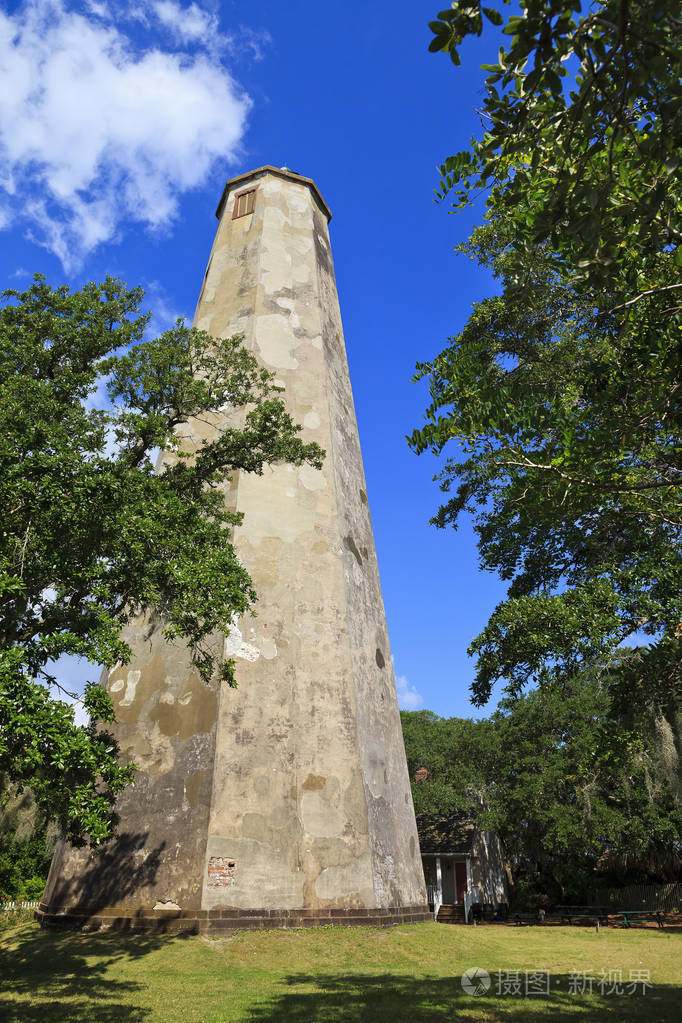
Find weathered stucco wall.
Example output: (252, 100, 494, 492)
(42, 622, 220, 916)
(40, 167, 427, 929)
(196, 168, 425, 913)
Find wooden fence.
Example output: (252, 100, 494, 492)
(0, 901, 40, 913)
(595, 883, 682, 912)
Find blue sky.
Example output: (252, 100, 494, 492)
(1, 0, 510, 719)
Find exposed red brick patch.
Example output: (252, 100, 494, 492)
(207, 856, 236, 887)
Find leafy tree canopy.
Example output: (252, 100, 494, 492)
(0, 276, 323, 846)
(412, 2, 682, 710)
(399, 709, 494, 818)
(402, 670, 682, 902)
(429, 0, 681, 292)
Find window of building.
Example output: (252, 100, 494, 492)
(233, 188, 256, 219)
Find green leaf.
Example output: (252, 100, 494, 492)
(482, 7, 504, 26)
(429, 34, 450, 52)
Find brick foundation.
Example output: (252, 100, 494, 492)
(35, 903, 432, 934)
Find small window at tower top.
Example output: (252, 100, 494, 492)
(233, 188, 256, 219)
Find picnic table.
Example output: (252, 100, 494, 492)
(555, 905, 609, 925)
(613, 909, 665, 929)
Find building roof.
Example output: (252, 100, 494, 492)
(416, 812, 477, 856)
(215, 166, 332, 222)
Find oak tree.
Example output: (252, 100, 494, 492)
(401, 673, 682, 902)
(413, 2, 682, 711)
(0, 276, 323, 845)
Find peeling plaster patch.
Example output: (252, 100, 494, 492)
(283, 187, 309, 215)
(289, 233, 313, 255)
(266, 206, 287, 227)
(131, 721, 175, 775)
(292, 265, 310, 285)
(255, 314, 299, 370)
(154, 900, 181, 911)
(176, 420, 203, 444)
(311, 335, 323, 349)
(224, 624, 260, 662)
(374, 873, 385, 906)
(375, 648, 385, 669)
(178, 692, 192, 706)
(159, 692, 175, 705)
(254, 775, 270, 796)
(119, 670, 141, 707)
(260, 241, 295, 290)
(286, 487, 295, 498)
(274, 378, 286, 388)
(110, 679, 124, 693)
(315, 854, 371, 903)
(259, 637, 277, 660)
(301, 790, 343, 837)
(303, 410, 320, 430)
(204, 836, 305, 909)
(363, 741, 389, 800)
(236, 466, 316, 543)
(298, 464, 326, 491)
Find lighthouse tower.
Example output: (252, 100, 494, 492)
(39, 167, 429, 932)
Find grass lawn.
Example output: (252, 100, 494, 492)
(0, 918, 680, 1021)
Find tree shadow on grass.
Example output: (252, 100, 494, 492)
(0, 922, 190, 1022)
(245, 972, 681, 1023)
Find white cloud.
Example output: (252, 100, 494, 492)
(395, 674, 423, 711)
(84, 1, 109, 18)
(152, 0, 217, 44)
(0, 1, 252, 270)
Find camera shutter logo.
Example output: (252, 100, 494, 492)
(461, 967, 491, 996)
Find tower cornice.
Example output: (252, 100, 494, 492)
(215, 165, 332, 223)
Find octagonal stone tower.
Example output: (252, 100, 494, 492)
(38, 167, 429, 932)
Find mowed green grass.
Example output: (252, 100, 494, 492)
(0, 919, 680, 1022)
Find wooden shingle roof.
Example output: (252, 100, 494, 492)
(416, 812, 477, 855)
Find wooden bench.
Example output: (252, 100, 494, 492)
(512, 912, 543, 926)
